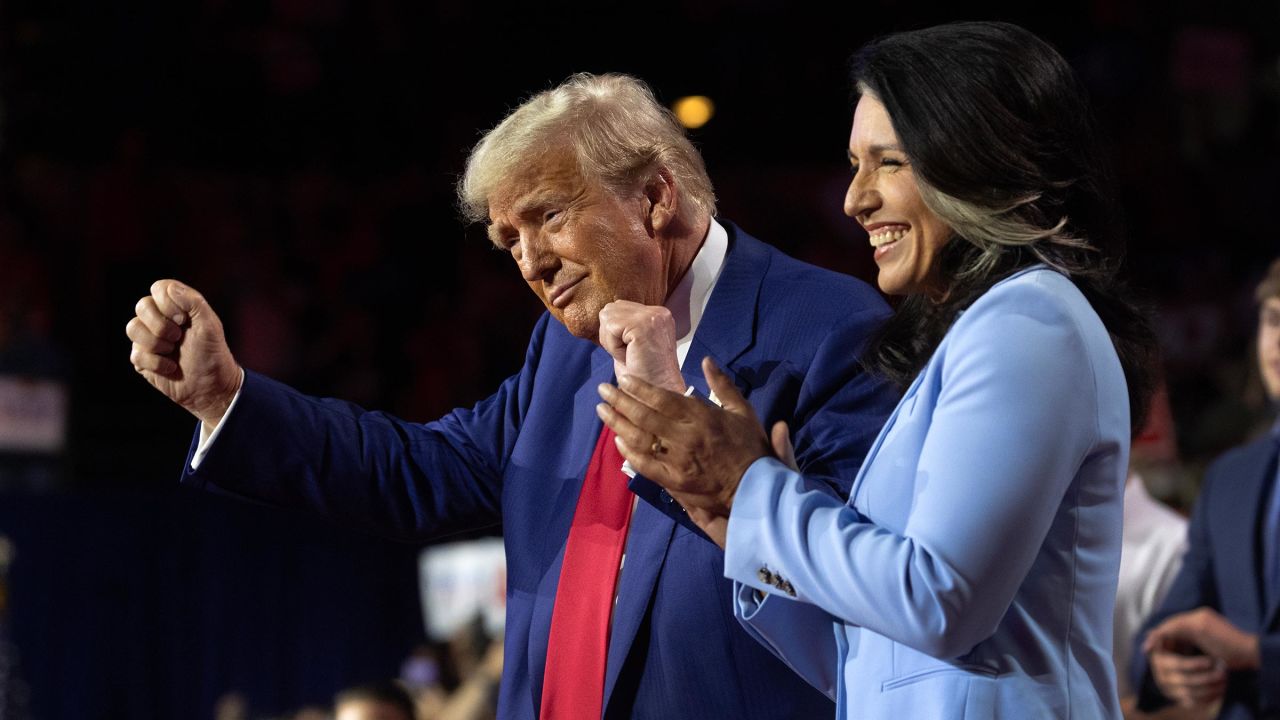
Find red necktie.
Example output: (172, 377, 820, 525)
(540, 426, 634, 719)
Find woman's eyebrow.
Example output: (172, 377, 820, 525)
(847, 144, 903, 162)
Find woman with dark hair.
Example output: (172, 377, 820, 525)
(596, 21, 1157, 718)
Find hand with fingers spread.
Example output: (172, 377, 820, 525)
(125, 279, 242, 427)
(1142, 607, 1257, 708)
(597, 356, 773, 546)
(597, 300, 685, 394)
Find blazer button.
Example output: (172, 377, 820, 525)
(659, 489, 675, 504)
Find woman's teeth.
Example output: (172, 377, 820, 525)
(869, 228, 907, 247)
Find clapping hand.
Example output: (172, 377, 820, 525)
(596, 356, 784, 548)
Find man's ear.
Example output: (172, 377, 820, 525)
(643, 167, 679, 234)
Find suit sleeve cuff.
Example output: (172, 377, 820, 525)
(190, 368, 246, 470)
(725, 456, 797, 598)
(735, 579, 769, 619)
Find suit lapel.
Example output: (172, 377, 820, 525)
(529, 345, 620, 713)
(681, 221, 769, 374)
(542, 346, 621, 557)
(599, 221, 767, 711)
(1252, 439, 1280, 628)
(601, 499, 677, 706)
(1217, 437, 1277, 628)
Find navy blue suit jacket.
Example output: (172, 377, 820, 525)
(1132, 433, 1280, 719)
(182, 221, 897, 719)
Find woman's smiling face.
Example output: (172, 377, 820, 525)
(844, 93, 953, 297)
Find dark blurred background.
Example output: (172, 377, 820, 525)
(0, 0, 1277, 717)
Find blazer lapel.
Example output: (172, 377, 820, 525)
(848, 370, 924, 507)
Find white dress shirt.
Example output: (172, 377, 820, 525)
(1113, 472, 1188, 698)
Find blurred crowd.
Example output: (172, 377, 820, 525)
(0, 2, 1274, 493)
(212, 623, 504, 720)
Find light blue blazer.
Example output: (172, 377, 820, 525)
(724, 266, 1130, 719)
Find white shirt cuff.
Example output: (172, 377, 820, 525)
(190, 369, 245, 470)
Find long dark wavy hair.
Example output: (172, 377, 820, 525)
(853, 21, 1158, 433)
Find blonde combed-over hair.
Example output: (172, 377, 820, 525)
(458, 73, 716, 223)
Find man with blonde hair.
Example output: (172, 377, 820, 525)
(126, 73, 895, 719)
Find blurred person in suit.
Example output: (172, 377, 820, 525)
(1133, 258, 1280, 719)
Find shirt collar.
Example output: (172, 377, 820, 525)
(667, 218, 728, 367)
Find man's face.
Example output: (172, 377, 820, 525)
(1260, 296, 1280, 401)
(487, 148, 668, 342)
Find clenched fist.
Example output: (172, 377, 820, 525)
(597, 300, 685, 393)
(126, 280, 242, 428)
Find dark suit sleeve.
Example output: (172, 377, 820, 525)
(785, 304, 898, 497)
(1262, 632, 1280, 715)
(181, 313, 551, 542)
(1131, 461, 1219, 711)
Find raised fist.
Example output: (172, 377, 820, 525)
(126, 279, 242, 427)
(597, 300, 685, 393)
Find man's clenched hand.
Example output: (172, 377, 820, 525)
(126, 279, 242, 428)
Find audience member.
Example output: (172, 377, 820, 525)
(335, 681, 417, 720)
(1133, 258, 1280, 719)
